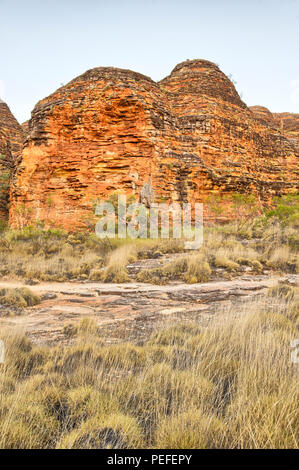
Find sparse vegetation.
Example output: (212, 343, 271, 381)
(0, 287, 40, 308)
(0, 194, 297, 284)
(136, 254, 212, 284)
(0, 194, 298, 448)
(0, 287, 298, 448)
(136, 205, 298, 284)
(100, 244, 136, 283)
(0, 226, 185, 283)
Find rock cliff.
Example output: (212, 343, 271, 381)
(0, 99, 23, 220)
(273, 112, 299, 155)
(21, 120, 29, 138)
(9, 60, 299, 229)
(249, 105, 276, 127)
(250, 106, 299, 156)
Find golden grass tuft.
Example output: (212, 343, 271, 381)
(0, 287, 40, 309)
(155, 408, 226, 449)
(57, 413, 144, 449)
(101, 244, 136, 283)
(0, 286, 298, 448)
(137, 254, 211, 284)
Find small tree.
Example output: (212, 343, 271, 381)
(265, 194, 299, 227)
(231, 193, 259, 223)
(206, 194, 225, 222)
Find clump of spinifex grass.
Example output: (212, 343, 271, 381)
(0, 287, 298, 449)
(136, 253, 212, 284)
(100, 245, 136, 283)
(0, 226, 185, 283)
(0, 287, 40, 308)
(137, 215, 298, 285)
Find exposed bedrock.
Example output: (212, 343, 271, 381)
(0, 99, 23, 220)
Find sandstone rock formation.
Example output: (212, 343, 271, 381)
(0, 99, 23, 220)
(249, 105, 277, 127)
(273, 112, 299, 155)
(21, 120, 29, 138)
(250, 106, 299, 156)
(159, 61, 297, 208)
(9, 60, 299, 229)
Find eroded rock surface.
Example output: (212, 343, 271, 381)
(249, 105, 277, 127)
(0, 275, 291, 345)
(273, 112, 299, 155)
(21, 120, 29, 138)
(250, 106, 299, 156)
(9, 60, 298, 228)
(0, 99, 23, 220)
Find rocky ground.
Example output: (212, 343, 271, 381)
(0, 270, 297, 346)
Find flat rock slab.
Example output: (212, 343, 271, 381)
(0, 274, 296, 345)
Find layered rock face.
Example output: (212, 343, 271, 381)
(21, 120, 29, 138)
(273, 112, 299, 155)
(10, 68, 174, 228)
(159, 61, 298, 208)
(0, 100, 23, 220)
(250, 106, 299, 155)
(249, 106, 277, 127)
(9, 60, 298, 229)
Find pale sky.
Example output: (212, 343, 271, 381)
(1, 0, 298, 123)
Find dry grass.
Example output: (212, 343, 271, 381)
(0, 229, 105, 282)
(136, 220, 298, 285)
(0, 287, 40, 309)
(136, 254, 212, 284)
(0, 210, 297, 285)
(100, 245, 137, 283)
(0, 287, 298, 449)
(0, 228, 185, 283)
